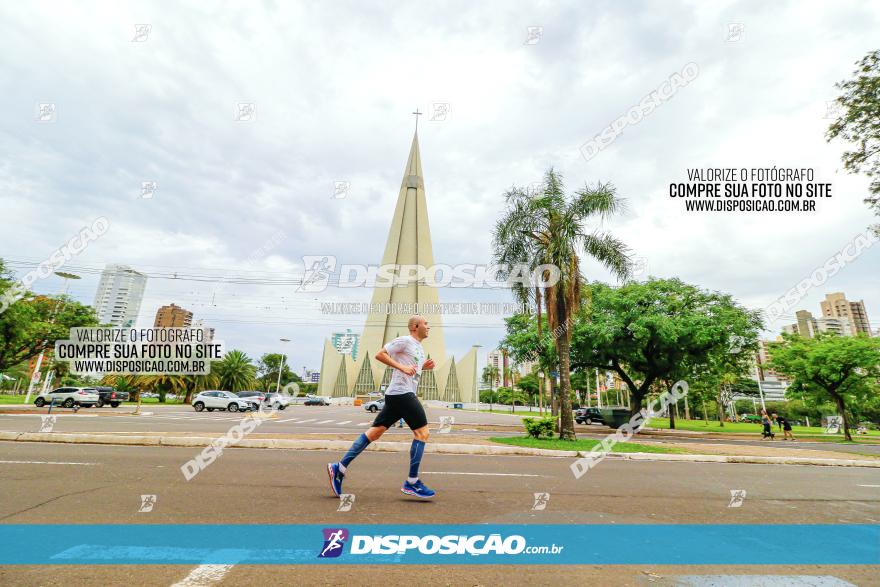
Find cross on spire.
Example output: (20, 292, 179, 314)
(412, 109, 422, 133)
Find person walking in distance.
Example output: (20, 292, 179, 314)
(327, 315, 437, 499)
(760, 410, 775, 440)
(778, 415, 796, 441)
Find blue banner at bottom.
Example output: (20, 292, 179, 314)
(0, 525, 876, 565)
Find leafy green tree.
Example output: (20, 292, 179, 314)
(515, 373, 541, 404)
(497, 386, 527, 406)
(499, 312, 561, 415)
(214, 349, 256, 392)
(570, 279, 763, 418)
(768, 333, 880, 441)
(493, 168, 631, 440)
(480, 389, 499, 404)
(0, 276, 100, 373)
(827, 49, 880, 234)
(256, 353, 301, 392)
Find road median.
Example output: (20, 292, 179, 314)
(1, 430, 879, 467)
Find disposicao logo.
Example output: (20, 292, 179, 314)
(318, 528, 349, 558)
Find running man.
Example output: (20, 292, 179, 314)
(327, 315, 437, 499)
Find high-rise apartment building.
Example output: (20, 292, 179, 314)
(820, 292, 872, 336)
(486, 349, 503, 390)
(782, 309, 854, 338)
(93, 264, 147, 327)
(154, 303, 193, 328)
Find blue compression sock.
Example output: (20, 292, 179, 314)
(409, 439, 426, 480)
(340, 433, 371, 468)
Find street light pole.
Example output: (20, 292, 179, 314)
(25, 272, 81, 404)
(472, 345, 482, 412)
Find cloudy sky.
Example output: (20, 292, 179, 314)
(2, 0, 878, 373)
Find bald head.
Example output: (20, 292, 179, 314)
(408, 315, 430, 341)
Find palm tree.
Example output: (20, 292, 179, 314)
(214, 350, 256, 392)
(140, 374, 189, 403)
(181, 370, 220, 404)
(493, 168, 631, 440)
(481, 365, 500, 390)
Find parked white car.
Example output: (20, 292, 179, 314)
(192, 390, 254, 413)
(34, 387, 100, 408)
(262, 392, 290, 410)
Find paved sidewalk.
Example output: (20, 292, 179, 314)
(2, 428, 879, 466)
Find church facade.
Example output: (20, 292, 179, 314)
(318, 132, 479, 402)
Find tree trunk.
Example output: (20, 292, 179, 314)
(832, 393, 853, 442)
(702, 399, 709, 423)
(557, 333, 576, 440)
(184, 389, 194, 405)
(669, 384, 676, 430)
(716, 397, 724, 427)
(550, 374, 558, 418)
(684, 395, 690, 420)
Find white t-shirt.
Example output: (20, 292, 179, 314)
(383, 335, 426, 396)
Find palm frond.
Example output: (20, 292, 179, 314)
(581, 231, 632, 282)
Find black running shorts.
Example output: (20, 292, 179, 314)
(372, 392, 427, 430)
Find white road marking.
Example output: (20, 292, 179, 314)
(278, 418, 301, 423)
(316, 419, 335, 424)
(171, 564, 235, 586)
(358, 422, 370, 426)
(336, 420, 352, 425)
(0, 460, 98, 465)
(857, 484, 880, 487)
(421, 471, 542, 477)
(297, 419, 316, 423)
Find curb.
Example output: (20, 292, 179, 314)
(1, 431, 878, 467)
(613, 452, 880, 467)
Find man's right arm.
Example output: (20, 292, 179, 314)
(376, 347, 417, 376)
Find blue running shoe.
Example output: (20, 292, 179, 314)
(327, 462, 344, 497)
(401, 479, 435, 499)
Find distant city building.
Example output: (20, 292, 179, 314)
(192, 319, 215, 343)
(93, 264, 147, 327)
(331, 329, 359, 361)
(782, 309, 853, 338)
(743, 339, 790, 402)
(309, 371, 320, 383)
(820, 292, 872, 336)
(487, 349, 503, 390)
(517, 359, 538, 378)
(154, 303, 193, 328)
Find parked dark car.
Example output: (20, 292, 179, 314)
(93, 386, 129, 408)
(304, 396, 329, 406)
(575, 407, 605, 425)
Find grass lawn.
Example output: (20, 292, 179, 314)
(646, 417, 880, 438)
(479, 409, 541, 418)
(489, 436, 687, 454)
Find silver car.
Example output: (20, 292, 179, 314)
(34, 387, 100, 408)
(364, 398, 384, 413)
(192, 390, 254, 413)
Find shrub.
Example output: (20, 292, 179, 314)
(523, 416, 556, 439)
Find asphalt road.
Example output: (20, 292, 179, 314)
(0, 440, 878, 586)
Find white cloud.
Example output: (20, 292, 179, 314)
(1, 0, 878, 369)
